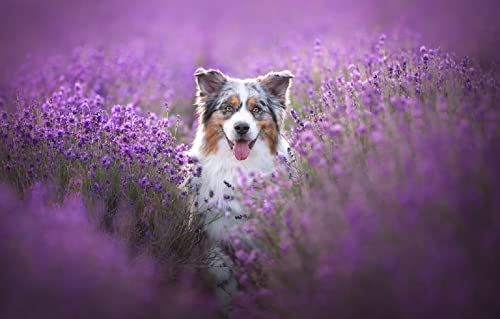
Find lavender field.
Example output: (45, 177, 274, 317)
(1, 1, 499, 318)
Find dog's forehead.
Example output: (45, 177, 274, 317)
(219, 79, 267, 102)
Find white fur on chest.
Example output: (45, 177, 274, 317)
(189, 137, 290, 243)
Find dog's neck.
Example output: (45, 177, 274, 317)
(188, 135, 290, 242)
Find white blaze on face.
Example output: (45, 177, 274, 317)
(222, 81, 260, 161)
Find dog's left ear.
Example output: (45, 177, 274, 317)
(258, 70, 294, 105)
(194, 67, 227, 96)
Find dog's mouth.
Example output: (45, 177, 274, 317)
(223, 130, 261, 161)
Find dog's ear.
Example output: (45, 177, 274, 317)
(194, 67, 227, 96)
(258, 70, 294, 104)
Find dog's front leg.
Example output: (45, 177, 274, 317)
(208, 245, 238, 312)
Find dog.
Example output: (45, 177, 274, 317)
(184, 67, 297, 306)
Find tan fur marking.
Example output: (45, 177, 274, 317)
(258, 117, 279, 154)
(246, 97, 257, 110)
(203, 113, 224, 155)
(228, 95, 240, 107)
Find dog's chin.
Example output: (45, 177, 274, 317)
(224, 133, 258, 161)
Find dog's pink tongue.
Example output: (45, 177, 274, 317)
(233, 141, 250, 160)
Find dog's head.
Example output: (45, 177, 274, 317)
(194, 67, 293, 161)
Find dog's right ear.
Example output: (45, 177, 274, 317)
(194, 68, 227, 96)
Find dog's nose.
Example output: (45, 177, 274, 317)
(234, 122, 250, 135)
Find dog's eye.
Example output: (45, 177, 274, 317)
(252, 106, 262, 114)
(224, 105, 233, 112)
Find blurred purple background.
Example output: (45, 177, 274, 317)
(1, 0, 499, 85)
(1, 1, 499, 318)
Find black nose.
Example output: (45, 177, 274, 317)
(234, 122, 250, 135)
